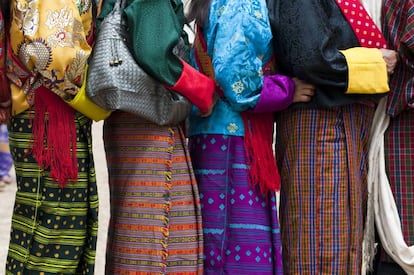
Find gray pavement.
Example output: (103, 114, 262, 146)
(0, 121, 110, 275)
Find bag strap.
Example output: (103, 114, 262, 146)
(110, 0, 127, 25)
(335, 0, 388, 49)
(192, 26, 224, 97)
(120, 0, 127, 10)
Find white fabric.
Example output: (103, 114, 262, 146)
(362, 97, 414, 274)
(360, 0, 382, 27)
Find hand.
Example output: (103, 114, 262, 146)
(380, 48, 398, 74)
(292, 77, 315, 103)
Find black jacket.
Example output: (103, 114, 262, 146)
(267, 0, 384, 108)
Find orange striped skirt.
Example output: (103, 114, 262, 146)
(103, 111, 203, 275)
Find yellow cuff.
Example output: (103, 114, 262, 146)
(340, 47, 389, 94)
(67, 65, 112, 121)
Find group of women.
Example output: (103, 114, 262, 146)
(0, 0, 412, 274)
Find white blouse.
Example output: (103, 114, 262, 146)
(360, 0, 382, 27)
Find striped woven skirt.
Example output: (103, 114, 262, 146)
(382, 108, 414, 261)
(275, 104, 375, 274)
(103, 112, 203, 275)
(6, 110, 99, 274)
(189, 134, 283, 275)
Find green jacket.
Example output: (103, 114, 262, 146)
(98, 0, 189, 86)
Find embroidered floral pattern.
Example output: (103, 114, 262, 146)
(254, 10, 262, 19)
(45, 7, 74, 47)
(227, 123, 239, 133)
(9, 0, 93, 103)
(232, 81, 244, 94)
(189, 0, 274, 137)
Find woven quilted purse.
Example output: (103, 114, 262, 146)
(86, 0, 191, 126)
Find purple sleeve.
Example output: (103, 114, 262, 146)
(253, 74, 295, 112)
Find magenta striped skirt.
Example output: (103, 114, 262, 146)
(189, 134, 283, 275)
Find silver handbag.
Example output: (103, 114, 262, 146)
(86, 0, 191, 126)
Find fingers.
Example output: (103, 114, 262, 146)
(380, 49, 398, 74)
(301, 87, 315, 97)
(293, 87, 315, 103)
(294, 94, 312, 102)
(292, 78, 315, 103)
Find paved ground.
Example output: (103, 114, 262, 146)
(0, 121, 110, 275)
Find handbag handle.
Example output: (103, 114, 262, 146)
(114, 0, 127, 14)
(112, 0, 127, 27)
(119, 0, 127, 11)
(110, 0, 129, 67)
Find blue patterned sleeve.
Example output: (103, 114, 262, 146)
(210, 1, 273, 112)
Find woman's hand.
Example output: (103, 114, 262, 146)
(380, 48, 399, 74)
(292, 77, 315, 103)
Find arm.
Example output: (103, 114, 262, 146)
(211, 1, 295, 113)
(9, 0, 94, 101)
(399, 1, 414, 64)
(340, 47, 389, 94)
(268, 0, 389, 95)
(253, 74, 294, 112)
(124, 0, 183, 86)
(119, 0, 214, 113)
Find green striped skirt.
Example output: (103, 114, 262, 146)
(6, 110, 99, 275)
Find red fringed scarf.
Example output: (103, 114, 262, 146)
(32, 86, 77, 187)
(193, 26, 281, 194)
(241, 112, 280, 193)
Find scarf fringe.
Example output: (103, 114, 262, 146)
(32, 86, 77, 187)
(242, 112, 280, 194)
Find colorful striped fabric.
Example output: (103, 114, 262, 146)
(103, 112, 203, 275)
(6, 110, 98, 274)
(383, 109, 414, 261)
(381, 0, 414, 264)
(382, 0, 414, 117)
(275, 103, 375, 274)
(189, 134, 283, 275)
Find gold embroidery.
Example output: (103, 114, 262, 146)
(9, 0, 93, 102)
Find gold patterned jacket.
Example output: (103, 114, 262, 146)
(7, 0, 94, 115)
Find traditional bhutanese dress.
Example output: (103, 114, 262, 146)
(188, 0, 296, 273)
(381, 0, 414, 265)
(7, 111, 98, 275)
(267, 0, 390, 274)
(104, 113, 203, 275)
(5, 0, 98, 274)
(97, 0, 210, 274)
